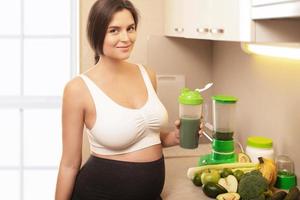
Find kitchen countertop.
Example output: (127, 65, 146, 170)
(161, 144, 211, 200)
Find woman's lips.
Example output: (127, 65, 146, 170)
(117, 45, 131, 52)
(117, 45, 131, 48)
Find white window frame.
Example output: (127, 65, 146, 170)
(0, 0, 79, 199)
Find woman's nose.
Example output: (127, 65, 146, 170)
(119, 31, 129, 41)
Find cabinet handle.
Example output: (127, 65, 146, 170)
(210, 28, 224, 34)
(196, 28, 209, 33)
(174, 27, 184, 32)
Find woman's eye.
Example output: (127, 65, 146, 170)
(108, 29, 118, 34)
(128, 26, 136, 32)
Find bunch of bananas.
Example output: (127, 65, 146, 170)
(258, 157, 277, 187)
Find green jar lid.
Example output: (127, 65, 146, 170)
(247, 136, 273, 149)
(212, 95, 238, 104)
(212, 139, 234, 153)
(178, 88, 203, 105)
(275, 172, 297, 190)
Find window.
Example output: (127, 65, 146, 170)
(0, 0, 78, 199)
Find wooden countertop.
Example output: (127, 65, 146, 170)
(161, 144, 212, 200)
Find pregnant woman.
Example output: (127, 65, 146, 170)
(55, 1, 203, 200)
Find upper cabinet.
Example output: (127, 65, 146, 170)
(251, 0, 300, 20)
(164, 0, 254, 42)
(164, 0, 185, 37)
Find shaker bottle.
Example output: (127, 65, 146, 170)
(178, 88, 203, 149)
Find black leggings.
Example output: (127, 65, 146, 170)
(71, 155, 165, 200)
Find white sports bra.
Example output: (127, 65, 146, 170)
(79, 64, 168, 155)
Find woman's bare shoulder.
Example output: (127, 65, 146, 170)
(63, 76, 88, 106)
(141, 65, 157, 91)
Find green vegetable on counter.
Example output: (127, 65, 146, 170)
(237, 170, 269, 200)
(202, 182, 227, 198)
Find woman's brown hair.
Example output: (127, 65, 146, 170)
(87, 0, 139, 64)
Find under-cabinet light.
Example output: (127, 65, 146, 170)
(241, 43, 300, 60)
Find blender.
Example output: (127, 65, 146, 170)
(199, 95, 238, 166)
(275, 155, 298, 190)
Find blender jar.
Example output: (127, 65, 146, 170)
(275, 155, 297, 190)
(178, 88, 203, 149)
(212, 95, 238, 140)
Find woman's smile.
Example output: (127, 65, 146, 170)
(116, 44, 132, 53)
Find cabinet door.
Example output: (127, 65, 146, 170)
(164, 0, 185, 37)
(210, 0, 240, 41)
(184, 0, 211, 39)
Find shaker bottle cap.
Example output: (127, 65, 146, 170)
(247, 136, 273, 149)
(178, 88, 203, 105)
(212, 95, 238, 104)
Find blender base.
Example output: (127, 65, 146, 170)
(198, 153, 237, 166)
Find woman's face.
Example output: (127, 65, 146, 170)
(102, 9, 137, 60)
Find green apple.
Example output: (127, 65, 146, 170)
(201, 169, 221, 185)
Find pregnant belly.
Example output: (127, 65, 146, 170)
(91, 144, 163, 162)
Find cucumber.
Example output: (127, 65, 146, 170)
(203, 182, 227, 198)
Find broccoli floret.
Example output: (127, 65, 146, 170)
(250, 194, 265, 200)
(238, 170, 268, 200)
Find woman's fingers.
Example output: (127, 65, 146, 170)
(199, 121, 204, 136)
(174, 119, 180, 128)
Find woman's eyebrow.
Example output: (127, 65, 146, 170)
(108, 23, 135, 29)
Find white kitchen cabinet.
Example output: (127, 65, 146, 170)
(164, 0, 254, 42)
(184, 0, 211, 40)
(164, 0, 185, 37)
(251, 0, 300, 20)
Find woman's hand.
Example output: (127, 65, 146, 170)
(161, 117, 204, 147)
(172, 117, 204, 146)
(175, 117, 204, 135)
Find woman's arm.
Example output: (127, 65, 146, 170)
(55, 79, 85, 200)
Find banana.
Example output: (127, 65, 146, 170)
(258, 157, 277, 187)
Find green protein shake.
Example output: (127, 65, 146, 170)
(180, 117, 200, 149)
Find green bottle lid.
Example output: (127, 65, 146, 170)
(212, 95, 238, 104)
(247, 136, 273, 149)
(178, 88, 203, 105)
